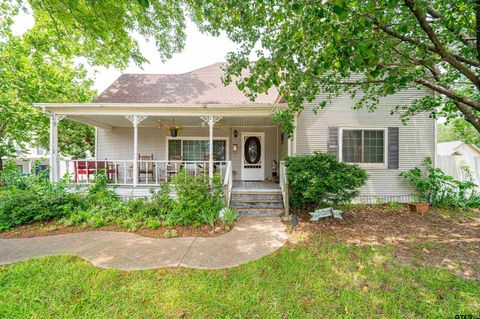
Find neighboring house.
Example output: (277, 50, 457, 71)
(3, 145, 50, 174)
(437, 141, 480, 157)
(436, 141, 480, 191)
(34, 62, 435, 214)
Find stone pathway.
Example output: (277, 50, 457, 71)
(0, 217, 287, 270)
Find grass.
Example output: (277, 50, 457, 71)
(1, 238, 479, 318)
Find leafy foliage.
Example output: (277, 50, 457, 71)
(167, 168, 224, 226)
(400, 157, 480, 209)
(219, 207, 237, 229)
(24, 0, 187, 68)
(186, 0, 480, 135)
(0, 3, 96, 168)
(285, 152, 368, 208)
(10, 1, 480, 137)
(438, 120, 480, 145)
(0, 163, 225, 231)
(0, 161, 85, 231)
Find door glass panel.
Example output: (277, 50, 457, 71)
(244, 136, 261, 164)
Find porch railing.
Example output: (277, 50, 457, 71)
(60, 159, 231, 186)
(279, 161, 289, 217)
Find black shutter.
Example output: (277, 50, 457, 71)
(327, 127, 339, 159)
(388, 127, 399, 169)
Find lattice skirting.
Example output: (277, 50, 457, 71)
(352, 195, 418, 204)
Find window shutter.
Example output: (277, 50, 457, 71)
(327, 127, 339, 159)
(388, 127, 399, 169)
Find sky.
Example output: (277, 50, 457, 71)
(12, 10, 241, 92)
(92, 22, 241, 92)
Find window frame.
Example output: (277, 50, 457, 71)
(338, 127, 388, 169)
(165, 136, 230, 161)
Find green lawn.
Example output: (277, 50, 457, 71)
(1, 237, 479, 318)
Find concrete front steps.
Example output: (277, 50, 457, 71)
(231, 190, 285, 217)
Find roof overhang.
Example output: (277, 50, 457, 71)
(33, 103, 287, 117)
(33, 103, 287, 130)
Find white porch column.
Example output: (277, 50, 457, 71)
(200, 116, 222, 179)
(125, 115, 147, 187)
(49, 114, 65, 182)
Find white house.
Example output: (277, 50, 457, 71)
(3, 145, 49, 174)
(34, 63, 436, 215)
(437, 141, 480, 157)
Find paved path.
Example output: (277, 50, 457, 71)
(0, 217, 287, 270)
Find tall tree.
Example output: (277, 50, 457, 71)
(0, 3, 95, 170)
(16, 0, 480, 136)
(188, 0, 480, 135)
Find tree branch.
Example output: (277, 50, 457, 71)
(404, 0, 480, 90)
(476, 0, 480, 61)
(415, 78, 480, 111)
(426, 4, 475, 48)
(455, 101, 480, 132)
(374, 22, 480, 68)
(0, 122, 6, 135)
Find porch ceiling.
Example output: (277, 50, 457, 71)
(34, 103, 285, 130)
(66, 115, 277, 130)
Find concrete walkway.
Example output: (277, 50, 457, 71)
(0, 217, 287, 270)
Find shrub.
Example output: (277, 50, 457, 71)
(164, 168, 224, 226)
(0, 162, 84, 231)
(285, 152, 368, 208)
(400, 157, 480, 209)
(219, 207, 237, 229)
(0, 163, 227, 231)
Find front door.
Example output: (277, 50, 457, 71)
(241, 132, 265, 181)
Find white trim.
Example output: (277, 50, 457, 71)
(433, 120, 437, 167)
(34, 103, 286, 117)
(338, 127, 388, 169)
(94, 128, 98, 160)
(276, 126, 279, 168)
(293, 114, 298, 155)
(241, 132, 265, 181)
(165, 136, 230, 161)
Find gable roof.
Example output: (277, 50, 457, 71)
(94, 62, 281, 104)
(437, 141, 480, 156)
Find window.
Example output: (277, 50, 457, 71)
(168, 139, 227, 161)
(341, 129, 385, 165)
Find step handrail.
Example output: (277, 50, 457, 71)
(279, 161, 289, 217)
(223, 161, 233, 206)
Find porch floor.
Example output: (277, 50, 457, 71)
(232, 181, 280, 192)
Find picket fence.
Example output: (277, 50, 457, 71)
(436, 155, 480, 190)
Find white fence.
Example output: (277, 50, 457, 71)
(436, 155, 480, 189)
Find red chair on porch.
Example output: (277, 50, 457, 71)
(96, 160, 119, 182)
(74, 159, 118, 183)
(73, 159, 94, 183)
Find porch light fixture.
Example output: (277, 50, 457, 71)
(234, 129, 238, 138)
(233, 144, 238, 153)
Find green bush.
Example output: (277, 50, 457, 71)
(164, 168, 224, 226)
(0, 162, 84, 231)
(285, 152, 368, 209)
(0, 162, 226, 231)
(400, 157, 480, 209)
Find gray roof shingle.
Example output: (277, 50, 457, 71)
(94, 62, 280, 104)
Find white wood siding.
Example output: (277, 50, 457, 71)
(296, 87, 435, 202)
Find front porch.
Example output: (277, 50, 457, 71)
(35, 103, 292, 215)
(37, 103, 292, 184)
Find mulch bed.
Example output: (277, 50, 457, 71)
(0, 221, 229, 239)
(287, 204, 480, 280)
